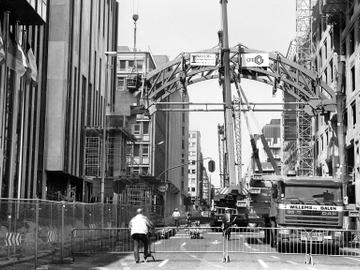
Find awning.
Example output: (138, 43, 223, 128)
(1, 0, 46, 25)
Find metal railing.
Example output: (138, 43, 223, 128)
(70, 226, 360, 264)
(0, 199, 161, 269)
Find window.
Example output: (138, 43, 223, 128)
(351, 66, 356, 91)
(191, 187, 195, 192)
(117, 78, 125, 91)
(133, 144, 140, 157)
(142, 145, 149, 156)
(133, 124, 140, 135)
(136, 60, 144, 70)
(141, 167, 148, 175)
(128, 60, 135, 70)
(352, 101, 357, 126)
(143, 121, 149, 135)
(119, 60, 126, 71)
(191, 169, 196, 174)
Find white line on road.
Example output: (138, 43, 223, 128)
(286, 260, 298, 265)
(345, 257, 360, 262)
(158, 259, 169, 267)
(181, 242, 187, 247)
(270, 255, 280, 260)
(245, 243, 251, 248)
(258, 259, 269, 269)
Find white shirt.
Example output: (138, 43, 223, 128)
(172, 211, 181, 218)
(129, 214, 152, 235)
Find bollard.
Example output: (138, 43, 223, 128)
(61, 201, 65, 262)
(34, 199, 39, 269)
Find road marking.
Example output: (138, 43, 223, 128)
(258, 259, 268, 269)
(244, 243, 251, 248)
(211, 240, 221, 244)
(270, 255, 279, 260)
(286, 260, 298, 265)
(188, 254, 223, 269)
(124, 267, 131, 270)
(155, 240, 163, 245)
(158, 259, 169, 267)
(181, 242, 187, 247)
(345, 257, 360, 262)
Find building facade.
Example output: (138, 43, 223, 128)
(259, 119, 282, 174)
(311, 1, 360, 228)
(46, 0, 118, 201)
(115, 47, 189, 215)
(0, 0, 47, 199)
(188, 131, 202, 201)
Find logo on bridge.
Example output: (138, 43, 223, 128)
(241, 53, 269, 68)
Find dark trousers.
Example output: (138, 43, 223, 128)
(131, 233, 149, 262)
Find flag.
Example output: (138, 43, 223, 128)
(7, 39, 27, 76)
(25, 48, 38, 83)
(0, 25, 5, 64)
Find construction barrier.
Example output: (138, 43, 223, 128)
(71, 226, 360, 264)
(0, 199, 161, 269)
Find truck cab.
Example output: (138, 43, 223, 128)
(273, 176, 345, 252)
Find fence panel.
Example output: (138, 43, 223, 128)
(0, 199, 142, 268)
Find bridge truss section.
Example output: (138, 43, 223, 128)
(143, 44, 336, 181)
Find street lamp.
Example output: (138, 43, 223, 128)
(100, 51, 117, 203)
(157, 157, 213, 222)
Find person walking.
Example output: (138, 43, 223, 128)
(129, 208, 153, 263)
(222, 208, 234, 240)
(172, 208, 181, 230)
(186, 211, 192, 227)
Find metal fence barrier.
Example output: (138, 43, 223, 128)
(71, 226, 360, 264)
(0, 199, 160, 269)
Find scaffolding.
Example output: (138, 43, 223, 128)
(283, 0, 317, 176)
(233, 98, 242, 187)
(84, 115, 133, 180)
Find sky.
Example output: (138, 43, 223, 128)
(118, 0, 296, 187)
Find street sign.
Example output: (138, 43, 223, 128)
(4, 232, 22, 246)
(189, 53, 217, 66)
(241, 53, 269, 67)
(349, 210, 360, 218)
(158, 184, 168, 193)
(237, 200, 247, 207)
(47, 231, 57, 242)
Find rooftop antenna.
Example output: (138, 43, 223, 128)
(132, 13, 139, 52)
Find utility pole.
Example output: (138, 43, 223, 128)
(220, 0, 237, 186)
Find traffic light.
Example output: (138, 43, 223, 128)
(208, 160, 215, 172)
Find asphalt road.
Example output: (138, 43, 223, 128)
(4, 228, 360, 270)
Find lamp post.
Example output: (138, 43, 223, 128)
(157, 157, 212, 222)
(101, 51, 117, 203)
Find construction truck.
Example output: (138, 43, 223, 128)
(272, 176, 345, 252)
(210, 187, 248, 230)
